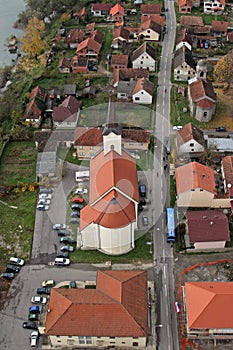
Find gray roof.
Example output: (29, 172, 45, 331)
(102, 96, 122, 136)
(174, 46, 196, 71)
(132, 42, 156, 62)
(64, 84, 76, 95)
(207, 138, 233, 152)
(117, 80, 137, 97)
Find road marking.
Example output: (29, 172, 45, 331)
(165, 283, 167, 297)
(163, 265, 166, 278)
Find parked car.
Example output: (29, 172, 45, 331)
(29, 305, 42, 314)
(36, 287, 51, 295)
(39, 188, 53, 194)
(72, 197, 84, 203)
(69, 218, 80, 224)
(31, 296, 47, 304)
(57, 229, 69, 237)
(30, 330, 39, 348)
(75, 188, 88, 195)
(71, 203, 84, 210)
(174, 301, 180, 313)
(39, 193, 52, 199)
(37, 199, 51, 205)
(28, 313, 40, 321)
(22, 321, 38, 330)
(0, 272, 15, 280)
(6, 264, 20, 273)
(142, 216, 149, 226)
(42, 280, 55, 287)
(142, 205, 149, 211)
(53, 223, 66, 230)
(56, 250, 69, 258)
(70, 280, 77, 288)
(216, 126, 226, 132)
(71, 211, 80, 218)
(54, 258, 70, 266)
(139, 184, 147, 197)
(173, 126, 182, 131)
(60, 245, 74, 252)
(37, 204, 49, 211)
(9, 256, 24, 266)
(60, 237, 77, 244)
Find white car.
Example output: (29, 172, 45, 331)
(39, 193, 52, 199)
(53, 224, 66, 230)
(54, 257, 70, 266)
(37, 198, 51, 205)
(173, 125, 183, 131)
(75, 188, 88, 194)
(31, 295, 47, 304)
(30, 330, 39, 347)
(37, 204, 49, 211)
(9, 257, 24, 266)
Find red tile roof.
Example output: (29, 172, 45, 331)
(186, 210, 230, 243)
(53, 96, 80, 122)
(189, 79, 216, 102)
(112, 68, 149, 86)
(74, 127, 150, 146)
(177, 122, 205, 148)
(185, 282, 233, 329)
(110, 3, 124, 16)
(212, 20, 228, 32)
(45, 270, 148, 337)
(30, 86, 46, 101)
(92, 3, 112, 12)
(141, 14, 165, 26)
(175, 161, 215, 194)
(180, 15, 204, 26)
(178, 0, 192, 7)
(90, 29, 104, 44)
(141, 4, 161, 15)
(113, 26, 129, 40)
(80, 189, 136, 230)
(111, 54, 128, 66)
(222, 156, 233, 196)
(76, 38, 101, 54)
(65, 28, 84, 45)
(132, 77, 154, 96)
(89, 149, 139, 204)
(196, 99, 215, 108)
(139, 18, 162, 34)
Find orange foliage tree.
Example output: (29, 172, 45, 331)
(214, 50, 233, 90)
(21, 17, 47, 59)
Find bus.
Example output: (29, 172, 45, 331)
(166, 207, 176, 243)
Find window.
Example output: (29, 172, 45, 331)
(191, 189, 195, 191)
(86, 337, 92, 344)
(141, 91, 144, 94)
(79, 337, 85, 344)
(203, 112, 208, 117)
(79, 146, 83, 149)
(190, 143, 194, 147)
(135, 97, 140, 101)
(133, 342, 138, 346)
(141, 61, 143, 64)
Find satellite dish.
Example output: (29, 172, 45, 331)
(227, 183, 232, 188)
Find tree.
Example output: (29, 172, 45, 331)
(214, 50, 233, 90)
(20, 17, 47, 59)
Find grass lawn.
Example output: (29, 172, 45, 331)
(70, 231, 153, 264)
(0, 141, 37, 265)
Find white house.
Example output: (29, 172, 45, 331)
(132, 42, 156, 71)
(204, 0, 225, 14)
(52, 96, 80, 128)
(176, 122, 206, 155)
(132, 77, 154, 104)
(137, 19, 162, 42)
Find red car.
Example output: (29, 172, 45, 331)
(72, 197, 84, 203)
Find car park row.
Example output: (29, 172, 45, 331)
(0, 256, 25, 280)
(36, 188, 53, 211)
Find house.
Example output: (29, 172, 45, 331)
(117, 79, 136, 101)
(178, 0, 192, 13)
(184, 282, 233, 339)
(90, 29, 104, 44)
(64, 28, 85, 48)
(91, 3, 112, 17)
(79, 99, 139, 255)
(141, 4, 161, 20)
(72, 7, 86, 21)
(132, 42, 156, 71)
(176, 122, 206, 155)
(141, 14, 165, 27)
(23, 86, 46, 127)
(85, 22, 95, 36)
(109, 3, 125, 23)
(188, 79, 216, 122)
(180, 15, 204, 27)
(76, 38, 101, 59)
(111, 54, 128, 69)
(185, 210, 230, 249)
(44, 270, 148, 347)
(175, 161, 216, 207)
(52, 96, 80, 128)
(174, 46, 196, 81)
(227, 32, 233, 43)
(175, 28, 193, 51)
(132, 77, 154, 104)
(58, 57, 71, 73)
(112, 26, 130, 49)
(137, 19, 162, 42)
(212, 20, 228, 36)
(112, 67, 149, 87)
(221, 156, 233, 199)
(204, 0, 225, 14)
(71, 56, 88, 73)
(74, 126, 151, 159)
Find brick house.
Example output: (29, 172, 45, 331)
(76, 38, 101, 59)
(111, 54, 128, 69)
(178, 0, 192, 13)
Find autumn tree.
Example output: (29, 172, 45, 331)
(21, 17, 47, 59)
(214, 50, 233, 90)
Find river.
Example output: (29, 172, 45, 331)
(0, 0, 25, 68)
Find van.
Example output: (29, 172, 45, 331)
(54, 258, 70, 266)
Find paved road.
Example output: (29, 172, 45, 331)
(152, 1, 180, 350)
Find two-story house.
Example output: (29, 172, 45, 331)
(174, 46, 196, 81)
(91, 3, 112, 17)
(178, 0, 192, 13)
(204, 0, 225, 14)
(23, 86, 46, 127)
(176, 122, 206, 155)
(132, 42, 156, 71)
(52, 96, 80, 128)
(137, 19, 162, 42)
